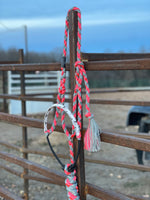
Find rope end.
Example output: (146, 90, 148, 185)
(84, 116, 101, 152)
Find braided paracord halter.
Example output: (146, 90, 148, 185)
(44, 6, 101, 200)
(44, 104, 80, 200)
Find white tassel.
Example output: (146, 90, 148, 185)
(84, 115, 101, 152)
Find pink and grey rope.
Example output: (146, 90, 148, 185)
(44, 7, 82, 200)
(44, 103, 80, 200)
(44, 6, 100, 200)
(45, 7, 81, 139)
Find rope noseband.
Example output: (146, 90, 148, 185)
(44, 103, 80, 199)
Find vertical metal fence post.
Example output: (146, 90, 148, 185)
(2, 71, 7, 112)
(69, 10, 86, 199)
(19, 49, 29, 200)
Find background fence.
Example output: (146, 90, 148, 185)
(0, 9, 150, 200)
(7, 71, 60, 114)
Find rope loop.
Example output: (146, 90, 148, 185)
(44, 103, 81, 199)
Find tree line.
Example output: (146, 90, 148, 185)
(0, 47, 150, 88)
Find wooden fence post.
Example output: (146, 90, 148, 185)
(69, 10, 86, 199)
(19, 49, 29, 200)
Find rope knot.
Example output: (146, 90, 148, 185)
(75, 61, 84, 69)
(64, 164, 80, 200)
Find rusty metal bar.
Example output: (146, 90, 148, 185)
(0, 163, 21, 177)
(107, 129, 150, 139)
(22, 174, 63, 186)
(69, 10, 86, 199)
(101, 131, 150, 151)
(1, 165, 146, 200)
(1, 141, 150, 172)
(2, 93, 150, 107)
(0, 164, 149, 200)
(0, 185, 23, 200)
(84, 58, 150, 71)
(1, 166, 148, 200)
(7, 87, 150, 97)
(85, 157, 150, 172)
(0, 112, 45, 128)
(4, 142, 150, 172)
(0, 141, 20, 151)
(126, 194, 150, 200)
(1, 112, 150, 151)
(0, 58, 150, 71)
(0, 152, 149, 200)
(19, 49, 29, 200)
(89, 99, 150, 106)
(0, 151, 65, 184)
(2, 71, 7, 112)
(81, 52, 150, 61)
(0, 63, 62, 71)
(14, 150, 150, 172)
(86, 182, 149, 200)
(0, 61, 20, 64)
(0, 152, 144, 200)
(0, 163, 63, 186)
(86, 182, 133, 200)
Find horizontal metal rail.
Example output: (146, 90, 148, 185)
(84, 58, 150, 71)
(0, 163, 61, 186)
(0, 185, 23, 200)
(1, 93, 150, 106)
(1, 58, 150, 71)
(86, 183, 149, 200)
(81, 52, 150, 61)
(0, 162, 148, 200)
(1, 141, 150, 172)
(0, 63, 61, 71)
(9, 87, 150, 97)
(0, 113, 150, 151)
(0, 151, 134, 200)
(0, 151, 65, 185)
(105, 129, 150, 139)
(0, 61, 20, 64)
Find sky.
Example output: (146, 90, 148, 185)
(0, 0, 150, 53)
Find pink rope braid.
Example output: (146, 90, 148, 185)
(62, 7, 81, 200)
(45, 7, 81, 138)
(72, 61, 92, 134)
(44, 7, 81, 200)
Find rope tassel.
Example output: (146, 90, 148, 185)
(84, 115, 101, 152)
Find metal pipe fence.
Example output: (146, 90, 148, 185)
(0, 9, 150, 200)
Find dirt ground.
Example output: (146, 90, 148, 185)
(0, 91, 150, 200)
